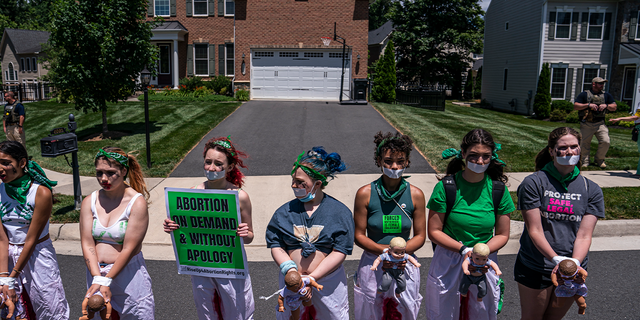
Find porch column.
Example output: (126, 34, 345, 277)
(173, 40, 179, 89)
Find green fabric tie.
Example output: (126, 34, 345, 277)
(212, 135, 236, 156)
(5, 174, 32, 205)
(442, 148, 462, 160)
(541, 162, 580, 192)
(492, 143, 506, 166)
(373, 176, 408, 202)
(95, 149, 129, 168)
(291, 152, 328, 186)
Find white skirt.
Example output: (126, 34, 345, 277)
(190, 273, 255, 320)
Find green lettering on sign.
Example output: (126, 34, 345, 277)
(383, 215, 402, 233)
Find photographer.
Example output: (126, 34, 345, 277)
(573, 77, 616, 168)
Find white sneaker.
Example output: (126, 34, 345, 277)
(598, 162, 606, 169)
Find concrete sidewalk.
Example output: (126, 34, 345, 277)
(46, 168, 640, 261)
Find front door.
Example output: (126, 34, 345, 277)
(622, 67, 636, 104)
(157, 44, 172, 87)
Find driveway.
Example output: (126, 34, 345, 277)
(170, 101, 435, 177)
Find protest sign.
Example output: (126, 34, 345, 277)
(165, 187, 248, 279)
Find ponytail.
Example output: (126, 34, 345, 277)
(125, 154, 149, 199)
(95, 147, 149, 200)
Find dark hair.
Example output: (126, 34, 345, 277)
(445, 128, 508, 183)
(535, 127, 581, 171)
(95, 147, 149, 199)
(298, 146, 347, 188)
(0, 140, 28, 164)
(203, 137, 248, 188)
(373, 131, 413, 167)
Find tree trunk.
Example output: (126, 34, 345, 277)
(102, 109, 108, 134)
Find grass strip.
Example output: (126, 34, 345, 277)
(371, 102, 639, 173)
(24, 100, 240, 177)
(51, 193, 80, 224)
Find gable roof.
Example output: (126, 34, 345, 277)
(2, 28, 50, 54)
(368, 20, 394, 46)
(152, 21, 188, 31)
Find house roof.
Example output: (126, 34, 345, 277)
(472, 58, 483, 71)
(368, 20, 394, 46)
(2, 28, 50, 54)
(621, 43, 640, 56)
(153, 21, 188, 31)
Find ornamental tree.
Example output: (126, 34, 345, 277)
(533, 63, 552, 119)
(372, 39, 397, 103)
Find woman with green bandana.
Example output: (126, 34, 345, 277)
(266, 146, 352, 319)
(0, 140, 69, 319)
(352, 131, 426, 319)
(515, 127, 604, 320)
(80, 146, 155, 319)
(426, 128, 514, 320)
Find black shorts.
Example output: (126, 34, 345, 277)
(513, 255, 553, 290)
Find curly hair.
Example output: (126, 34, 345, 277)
(203, 136, 248, 188)
(445, 128, 508, 183)
(535, 127, 582, 171)
(373, 131, 413, 167)
(297, 146, 347, 188)
(95, 147, 149, 199)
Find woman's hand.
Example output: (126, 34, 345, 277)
(382, 260, 406, 270)
(85, 283, 102, 299)
(301, 275, 313, 301)
(1, 285, 15, 303)
(100, 286, 112, 303)
(163, 219, 179, 233)
(237, 223, 250, 238)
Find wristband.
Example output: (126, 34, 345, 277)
(458, 245, 468, 256)
(307, 275, 316, 282)
(279, 260, 298, 276)
(92, 276, 112, 287)
(0, 277, 18, 290)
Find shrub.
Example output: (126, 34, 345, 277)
(206, 75, 232, 95)
(179, 76, 203, 92)
(372, 39, 396, 103)
(235, 89, 250, 101)
(615, 100, 631, 113)
(550, 109, 567, 122)
(193, 86, 211, 98)
(566, 110, 580, 123)
(551, 99, 574, 113)
(533, 63, 551, 119)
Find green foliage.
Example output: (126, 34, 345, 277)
(0, 1, 53, 35)
(566, 110, 580, 123)
(549, 109, 567, 122)
(533, 63, 551, 119)
(369, 0, 392, 31)
(205, 75, 232, 95)
(372, 40, 397, 103)
(235, 89, 250, 101)
(179, 76, 204, 92)
(615, 100, 631, 113)
(390, 0, 484, 90)
(45, 0, 158, 133)
(551, 99, 574, 113)
(139, 93, 235, 102)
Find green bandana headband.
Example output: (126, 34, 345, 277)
(376, 137, 400, 157)
(6, 160, 58, 204)
(95, 149, 129, 168)
(213, 136, 236, 156)
(291, 151, 328, 186)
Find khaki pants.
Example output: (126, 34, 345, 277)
(5, 124, 25, 146)
(580, 120, 609, 166)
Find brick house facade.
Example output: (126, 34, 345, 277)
(148, 0, 368, 100)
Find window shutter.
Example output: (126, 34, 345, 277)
(219, 44, 225, 75)
(218, 0, 224, 16)
(600, 68, 607, 79)
(631, 11, 638, 40)
(575, 68, 583, 96)
(148, 0, 154, 16)
(186, 0, 192, 16)
(571, 13, 579, 40)
(581, 13, 588, 40)
(548, 12, 556, 40)
(187, 44, 194, 76)
(209, 45, 216, 76)
(208, 0, 215, 16)
(565, 68, 574, 100)
(171, 0, 176, 16)
(603, 12, 612, 40)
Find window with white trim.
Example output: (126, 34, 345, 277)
(254, 52, 273, 57)
(194, 0, 207, 15)
(636, 11, 640, 40)
(279, 52, 298, 58)
(25, 58, 31, 71)
(32, 57, 37, 72)
(550, 67, 567, 98)
(582, 68, 600, 91)
(7, 63, 15, 81)
(555, 12, 572, 39)
(304, 52, 323, 58)
(155, 0, 170, 16)
(226, 44, 234, 76)
(225, 0, 234, 16)
(587, 12, 604, 39)
(20, 58, 25, 71)
(194, 44, 208, 76)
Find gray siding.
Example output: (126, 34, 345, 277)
(483, 0, 543, 114)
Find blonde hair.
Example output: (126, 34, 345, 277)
(473, 243, 490, 256)
(389, 237, 407, 249)
(95, 147, 149, 199)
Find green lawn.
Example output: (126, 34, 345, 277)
(51, 193, 80, 224)
(371, 102, 638, 173)
(24, 100, 240, 177)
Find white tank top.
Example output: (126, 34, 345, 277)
(91, 191, 143, 245)
(0, 182, 50, 245)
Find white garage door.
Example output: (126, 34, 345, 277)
(250, 50, 350, 100)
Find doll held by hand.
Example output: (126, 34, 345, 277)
(79, 294, 112, 320)
(551, 259, 588, 314)
(277, 270, 324, 320)
(370, 237, 422, 298)
(459, 243, 502, 302)
(0, 292, 14, 320)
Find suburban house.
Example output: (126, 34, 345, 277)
(368, 20, 394, 66)
(610, 1, 640, 111)
(146, 0, 369, 101)
(483, 0, 618, 115)
(0, 28, 50, 86)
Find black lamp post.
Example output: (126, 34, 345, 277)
(140, 67, 152, 168)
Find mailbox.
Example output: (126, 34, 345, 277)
(41, 129, 78, 157)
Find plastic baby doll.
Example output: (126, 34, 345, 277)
(277, 270, 324, 320)
(79, 294, 112, 320)
(551, 259, 588, 314)
(370, 237, 422, 298)
(459, 243, 502, 302)
(0, 292, 14, 319)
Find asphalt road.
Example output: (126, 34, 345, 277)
(170, 101, 435, 177)
(59, 250, 637, 319)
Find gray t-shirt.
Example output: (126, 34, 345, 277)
(517, 171, 604, 273)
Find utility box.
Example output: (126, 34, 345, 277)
(41, 129, 78, 157)
(353, 79, 369, 101)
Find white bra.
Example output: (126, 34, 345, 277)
(91, 191, 143, 245)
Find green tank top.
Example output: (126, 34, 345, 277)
(366, 179, 414, 244)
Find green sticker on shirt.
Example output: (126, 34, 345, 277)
(383, 215, 402, 233)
